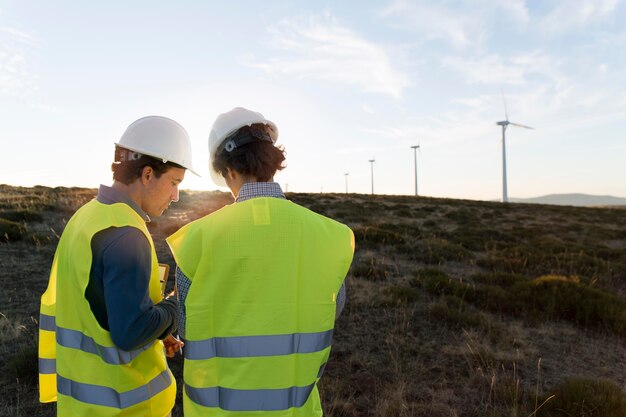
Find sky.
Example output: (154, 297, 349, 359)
(1, 0, 625, 200)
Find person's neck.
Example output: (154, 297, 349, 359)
(112, 180, 143, 210)
(230, 177, 273, 198)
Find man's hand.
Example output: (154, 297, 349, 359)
(163, 334, 184, 358)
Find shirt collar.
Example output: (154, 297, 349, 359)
(235, 182, 286, 203)
(96, 184, 150, 222)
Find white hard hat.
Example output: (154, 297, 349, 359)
(115, 116, 198, 175)
(208, 107, 278, 186)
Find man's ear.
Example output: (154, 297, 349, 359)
(141, 166, 154, 185)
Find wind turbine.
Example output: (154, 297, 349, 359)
(496, 96, 533, 203)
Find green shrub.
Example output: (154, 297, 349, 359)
(444, 208, 479, 224)
(353, 225, 406, 249)
(350, 257, 398, 281)
(0, 218, 26, 242)
(0, 209, 44, 222)
(447, 226, 518, 251)
(28, 233, 54, 245)
(510, 275, 626, 334)
(411, 237, 473, 264)
(410, 267, 450, 287)
(382, 286, 420, 305)
(415, 270, 626, 337)
(422, 219, 437, 228)
(429, 299, 485, 329)
(471, 272, 529, 287)
(2, 343, 38, 384)
(537, 378, 626, 417)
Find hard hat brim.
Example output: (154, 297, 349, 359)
(114, 142, 200, 176)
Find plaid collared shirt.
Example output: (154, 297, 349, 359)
(235, 182, 286, 203)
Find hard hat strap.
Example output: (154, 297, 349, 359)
(219, 125, 272, 154)
(115, 147, 143, 163)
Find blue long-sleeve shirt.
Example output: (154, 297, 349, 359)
(174, 182, 346, 339)
(84, 184, 177, 351)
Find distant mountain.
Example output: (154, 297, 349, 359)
(509, 193, 626, 207)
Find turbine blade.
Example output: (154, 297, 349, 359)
(509, 122, 534, 129)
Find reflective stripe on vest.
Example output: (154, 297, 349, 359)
(41, 313, 151, 366)
(58, 369, 172, 409)
(57, 326, 152, 365)
(39, 358, 56, 374)
(184, 329, 333, 360)
(40, 313, 56, 331)
(184, 363, 327, 411)
(185, 383, 316, 411)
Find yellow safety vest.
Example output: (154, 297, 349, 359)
(39, 199, 176, 417)
(167, 197, 355, 417)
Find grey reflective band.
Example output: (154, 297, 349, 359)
(39, 358, 56, 374)
(317, 362, 326, 378)
(56, 326, 152, 365)
(57, 369, 172, 409)
(40, 313, 56, 331)
(185, 383, 316, 411)
(185, 329, 333, 360)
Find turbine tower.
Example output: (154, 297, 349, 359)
(368, 158, 375, 195)
(410, 144, 420, 196)
(496, 96, 533, 203)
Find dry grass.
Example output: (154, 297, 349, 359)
(0, 186, 625, 416)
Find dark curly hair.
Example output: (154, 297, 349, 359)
(213, 124, 286, 182)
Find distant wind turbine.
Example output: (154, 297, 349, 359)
(496, 95, 533, 203)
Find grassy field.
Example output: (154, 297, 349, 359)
(1, 184, 625, 417)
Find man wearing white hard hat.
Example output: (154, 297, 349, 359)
(167, 107, 355, 416)
(39, 116, 196, 417)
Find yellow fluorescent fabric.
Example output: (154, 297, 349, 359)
(38, 200, 175, 416)
(167, 197, 354, 416)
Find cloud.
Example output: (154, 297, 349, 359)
(539, 0, 620, 32)
(442, 51, 566, 86)
(378, 0, 529, 48)
(379, 0, 482, 48)
(361, 104, 375, 114)
(0, 26, 39, 96)
(247, 13, 411, 99)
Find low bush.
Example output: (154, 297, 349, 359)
(470, 272, 529, 287)
(537, 378, 626, 417)
(409, 237, 473, 264)
(429, 299, 485, 329)
(0, 209, 44, 222)
(353, 225, 406, 249)
(382, 286, 420, 305)
(415, 271, 626, 337)
(0, 218, 26, 242)
(2, 343, 38, 384)
(350, 257, 398, 282)
(410, 268, 451, 288)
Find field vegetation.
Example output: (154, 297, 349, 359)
(1, 184, 625, 416)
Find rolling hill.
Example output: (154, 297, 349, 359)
(1, 185, 625, 416)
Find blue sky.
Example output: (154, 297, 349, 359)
(1, 0, 625, 200)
